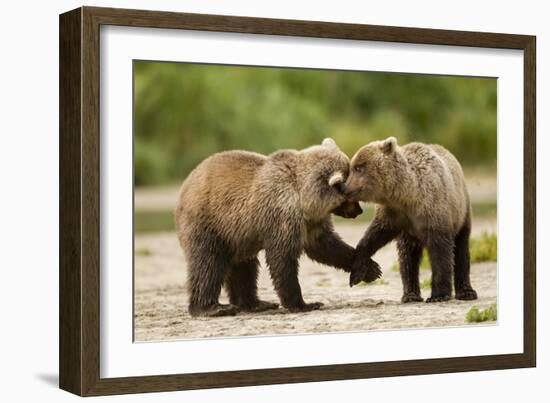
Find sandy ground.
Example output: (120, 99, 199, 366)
(134, 221, 497, 341)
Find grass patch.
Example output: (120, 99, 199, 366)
(419, 277, 432, 290)
(420, 251, 430, 269)
(356, 279, 389, 287)
(389, 232, 496, 273)
(470, 231, 497, 263)
(466, 304, 497, 323)
(390, 251, 430, 272)
(135, 247, 152, 256)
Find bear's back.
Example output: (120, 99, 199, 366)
(176, 150, 304, 258)
(402, 142, 466, 188)
(402, 142, 469, 231)
(428, 144, 467, 190)
(176, 150, 266, 225)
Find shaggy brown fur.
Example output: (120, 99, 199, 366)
(175, 139, 379, 317)
(346, 137, 477, 303)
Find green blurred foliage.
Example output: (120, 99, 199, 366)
(134, 61, 496, 186)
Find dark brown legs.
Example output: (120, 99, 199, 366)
(225, 258, 278, 312)
(397, 233, 424, 303)
(398, 224, 477, 303)
(265, 248, 323, 313)
(453, 222, 478, 300)
(352, 207, 476, 303)
(425, 231, 454, 302)
(186, 243, 239, 317)
(350, 212, 397, 286)
(304, 221, 355, 272)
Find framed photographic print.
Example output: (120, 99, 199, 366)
(59, 6, 536, 396)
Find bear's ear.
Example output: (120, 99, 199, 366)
(328, 171, 344, 187)
(381, 137, 397, 154)
(322, 138, 338, 149)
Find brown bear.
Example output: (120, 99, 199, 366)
(175, 139, 380, 317)
(345, 137, 477, 303)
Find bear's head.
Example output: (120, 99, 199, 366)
(297, 138, 361, 220)
(345, 137, 410, 205)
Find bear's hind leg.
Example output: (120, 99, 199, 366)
(186, 240, 238, 317)
(454, 221, 478, 300)
(397, 233, 424, 303)
(225, 258, 279, 313)
(425, 231, 454, 303)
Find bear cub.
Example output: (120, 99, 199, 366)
(345, 137, 477, 303)
(175, 139, 380, 317)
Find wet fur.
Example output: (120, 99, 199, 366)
(346, 138, 477, 302)
(176, 141, 365, 317)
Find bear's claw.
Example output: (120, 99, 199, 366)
(455, 288, 478, 300)
(190, 303, 239, 317)
(287, 302, 324, 313)
(401, 293, 424, 303)
(349, 258, 382, 287)
(240, 300, 279, 313)
(426, 295, 451, 303)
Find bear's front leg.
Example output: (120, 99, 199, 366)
(349, 256, 382, 287)
(350, 210, 399, 287)
(304, 219, 356, 272)
(265, 247, 323, 313)
(426, 231, 454, 303)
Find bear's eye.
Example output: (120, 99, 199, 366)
(354, 164, 365, 173)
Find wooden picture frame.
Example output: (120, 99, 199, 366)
(59, 6, 536, 396)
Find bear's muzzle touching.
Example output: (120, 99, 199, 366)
(332, 201, 363, 219)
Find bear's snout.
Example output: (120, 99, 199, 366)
(343, 174, 364, 201)
(343, 186, 361, 201)
(334, 181, 346, 195)
(332, 200, 363, 219)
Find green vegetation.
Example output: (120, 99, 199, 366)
(134, 61, 496, 186)
(466, 304, 497, 323)
(133, 62, 497, 235)
(420, 277, 432, 290)
(470, 231, 497, 263)
(390, 251, 430, 272)
(135, 210, 175, 234)
(135, 247, 152, 256)
(420, 252, 431, 269)
(388, 232, 497, 273)
(472, 202, 497, 218)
